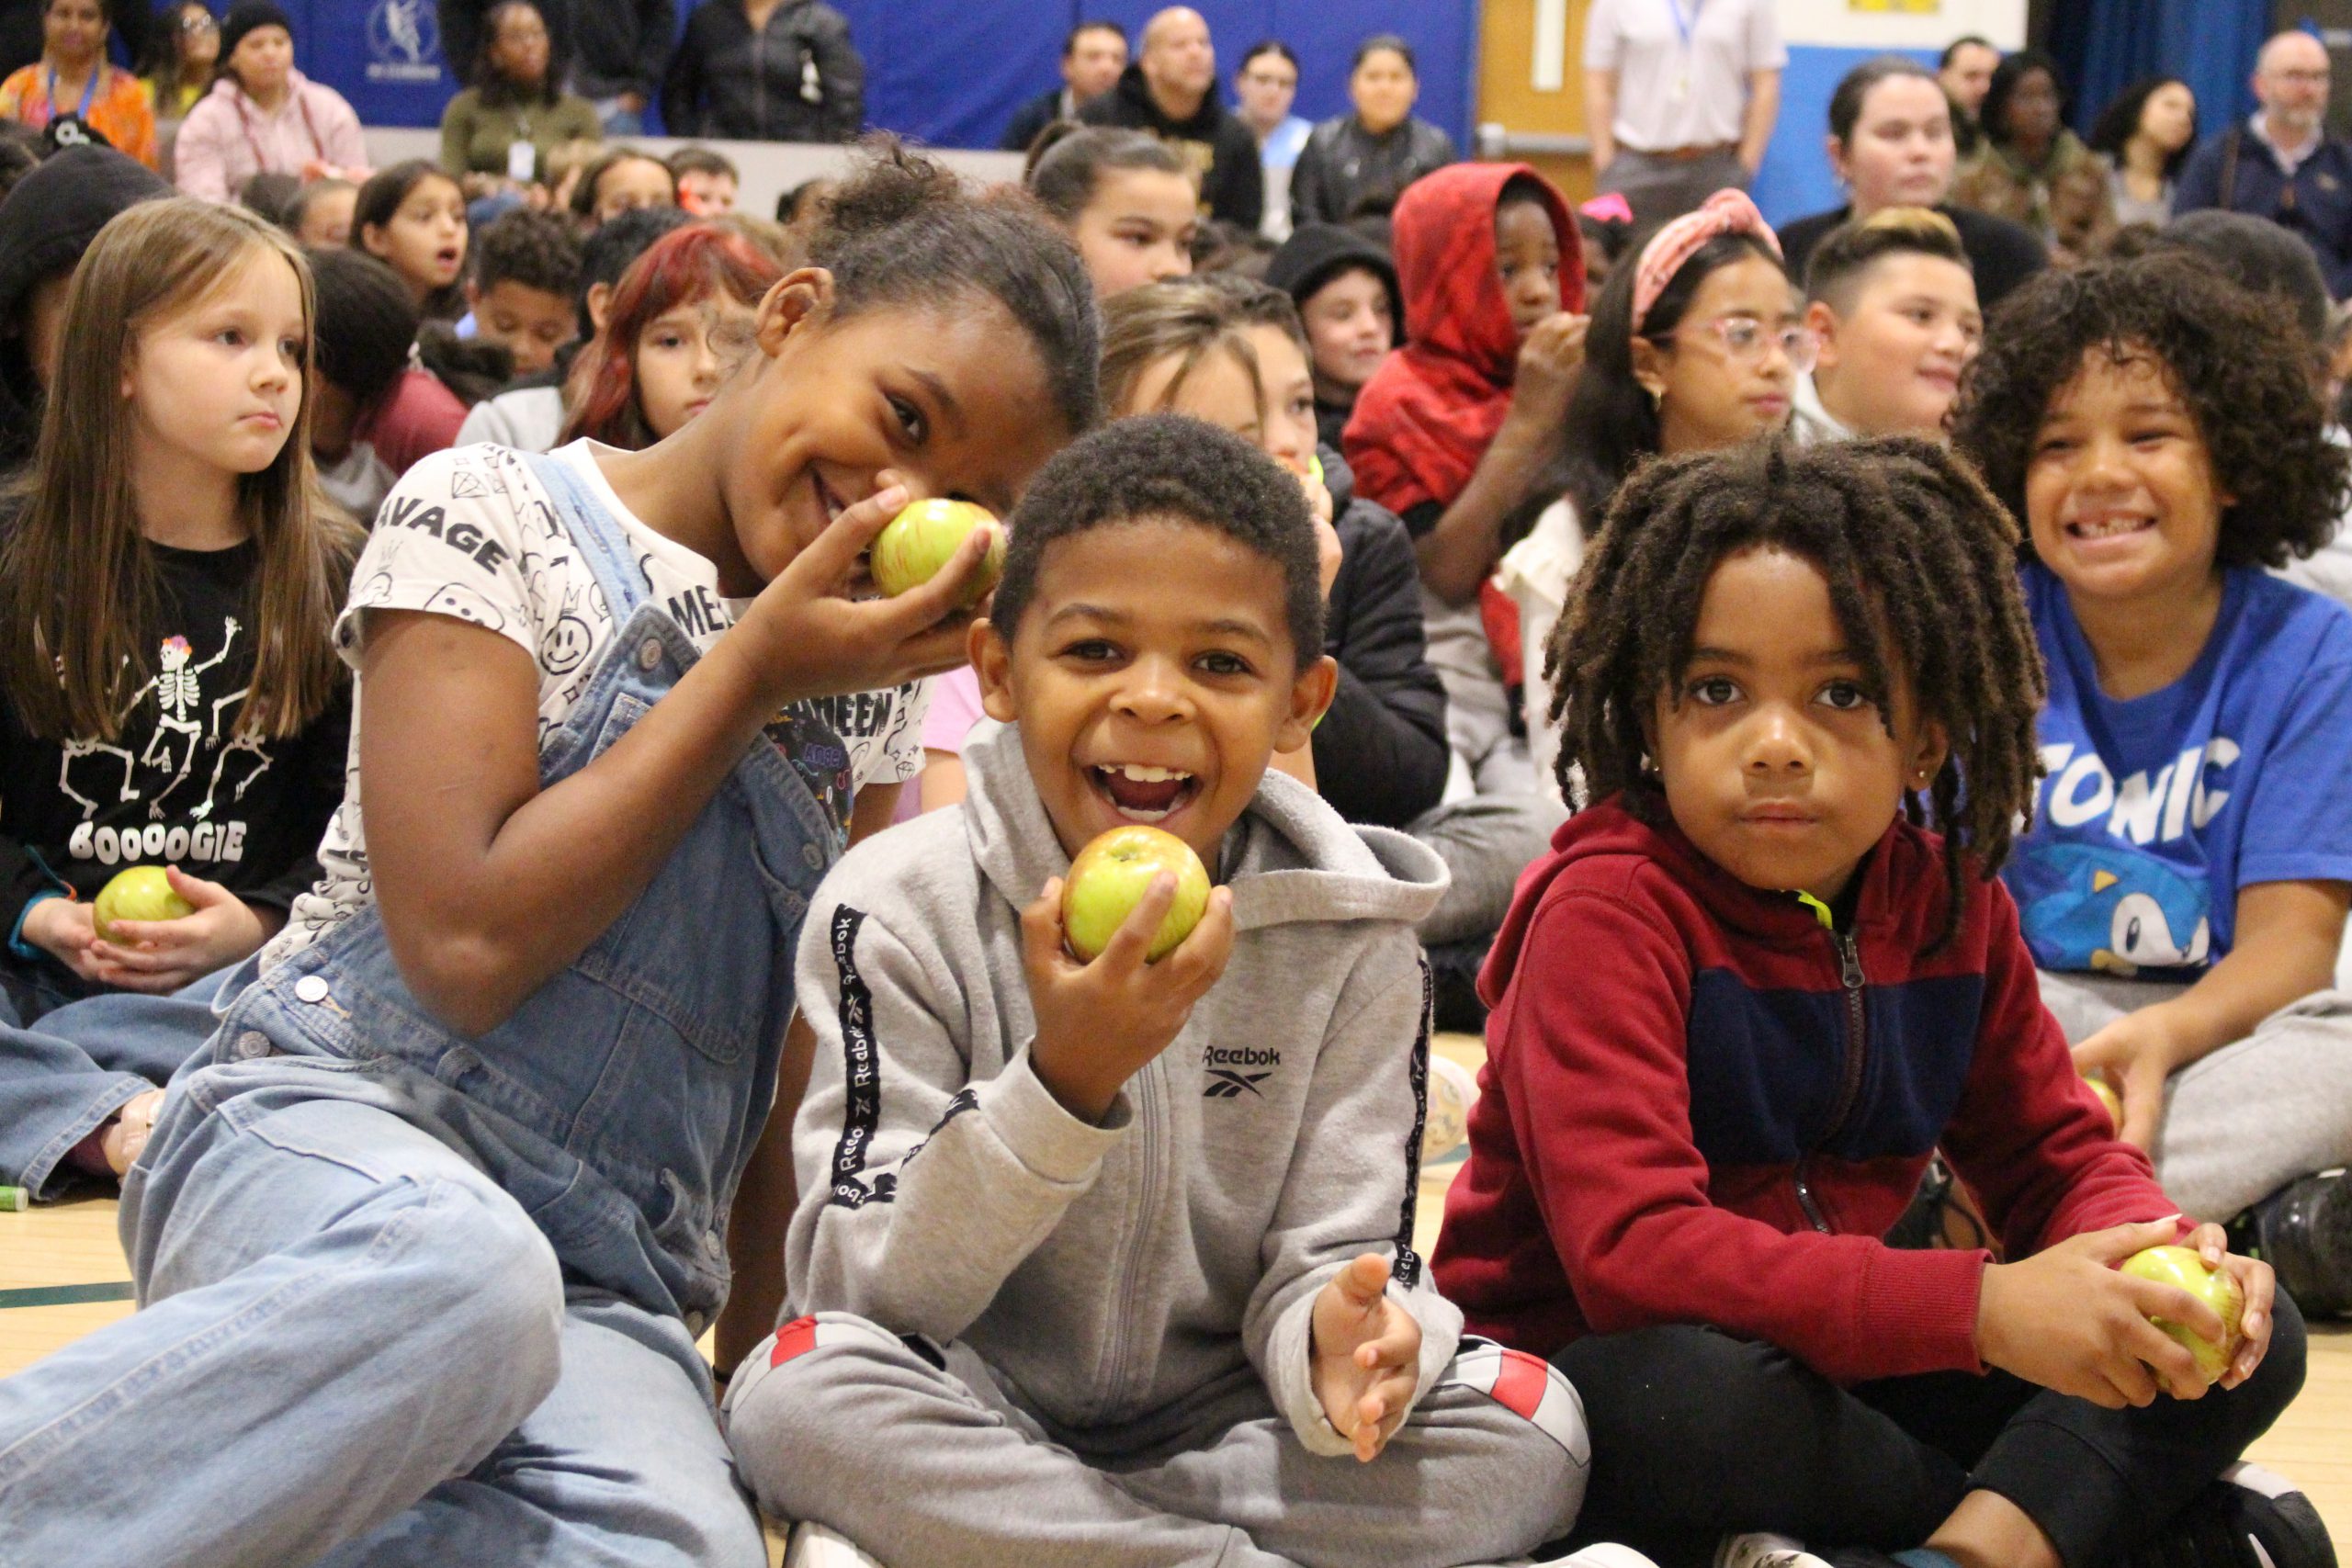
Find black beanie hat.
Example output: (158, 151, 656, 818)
(220, 1, 293, 62)
(1265, 223, 1403, 341)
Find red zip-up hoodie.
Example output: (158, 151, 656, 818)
(1430, 797, 2180, 1384)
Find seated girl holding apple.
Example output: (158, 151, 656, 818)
(1433, 434, 2321, 1568)
(1951, 253, 2352, 1326)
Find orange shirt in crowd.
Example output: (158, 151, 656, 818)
(0, 62, 157, 168)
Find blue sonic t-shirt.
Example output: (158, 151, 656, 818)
(2005, 563, 2352, 975)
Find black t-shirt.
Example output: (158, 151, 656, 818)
(0, 539, 350, 945)
(1778, 202, 2049, 309)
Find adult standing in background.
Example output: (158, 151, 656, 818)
(1582, 0, 1783, 227)
(1777, 56, 2046, 309)
(1232, 40, 1306, 240)
(662, 0, 863, 144)
(0, 0, 153, 167)
(2177, 29, 2352, 299)
(1079, 6, 1261, 230)
(1289, 36, 1454, 233)
(438, 1, 599, 197)
(439, 0, 673, 137)
(2088, 75, 2198, 230)
(1951, 50, 2115, 264)
(1938, 34, 1999, 155)
(172, 3, 365, 203)
(999, 19, 1125, 153)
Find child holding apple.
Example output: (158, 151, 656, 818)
(723, 415, 1616, 1568)
(0, 144, 1097, 1564)
(1433, 436, 2323, 1568)
(1952, 254, 2352, 1327)
(0, 199, 353, 1199)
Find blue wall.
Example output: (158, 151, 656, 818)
(293, 0, 1478, 151)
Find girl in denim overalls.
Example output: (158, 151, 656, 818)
(0, 147, 1101, 1568)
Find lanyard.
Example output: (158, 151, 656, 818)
(1666, 0, 1702, 51)
(42, 63, 97, 122)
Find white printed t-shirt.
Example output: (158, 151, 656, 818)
(263, 441, 928, 965)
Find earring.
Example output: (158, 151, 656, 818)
(1645, 384, 1665, 410)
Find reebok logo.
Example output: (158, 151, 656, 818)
(1203, 1044, 1280, 1099)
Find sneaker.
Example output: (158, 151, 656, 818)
(2125, 1463, 2339, 1568)
(1716, 1534, 1834, 1568)
(1422, 1054, 1477, 1163)
(784, 1523, 887, 1568)
(2229, 1169, 2352, 1319)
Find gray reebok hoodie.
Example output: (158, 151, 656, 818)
(786, 720, 1456, 1455)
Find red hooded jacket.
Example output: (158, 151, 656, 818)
(1340, 162, 1585, 519)
(1430, 798, 2182, 1385)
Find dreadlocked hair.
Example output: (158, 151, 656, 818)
(1547, 435, 2046, 948)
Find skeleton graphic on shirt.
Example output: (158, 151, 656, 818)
(58, 618, 264, 825)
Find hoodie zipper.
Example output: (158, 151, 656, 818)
(1793, 930, 1867, 1234)
(1103, 1058, 1161, 1411)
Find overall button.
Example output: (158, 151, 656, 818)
(293, 976, 330, 1004)
(233, 1030, 272, 1060)
(637, 637, 662, 671)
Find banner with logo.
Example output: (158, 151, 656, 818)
(291, 0, 451, 130)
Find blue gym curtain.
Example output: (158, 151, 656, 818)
(311, 0, 1479, 149)
(2048, 0, 2272, 140)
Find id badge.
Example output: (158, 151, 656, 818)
(507, 140, 537, 183)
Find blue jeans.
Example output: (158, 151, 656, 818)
(0, 450, 838, 1562)
(0, 975, 227, 1195)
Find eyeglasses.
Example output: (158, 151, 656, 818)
(179, 12, 217, 31)
(1671, 316, 1820, 374)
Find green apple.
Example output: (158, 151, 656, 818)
(1061, 825, 1211, 964)
(2121, 1243, 2246, 1388)
(93, 864, 194, 942)
(869, 498, 1004, 606)
(2086, 1072, 2123, 1129)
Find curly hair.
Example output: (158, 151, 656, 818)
(1546, 436, 2045, 948)
(991, 413, 1322, 665)
(1951, 253, 2347, 570)
(470, 206, 582, 299)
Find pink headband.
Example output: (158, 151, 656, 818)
(1630, 189, 1783, 335)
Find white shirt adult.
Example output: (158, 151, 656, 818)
(1583, 0, 1785, 166)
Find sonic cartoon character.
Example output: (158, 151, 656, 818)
(2008, 840, 2213, 976)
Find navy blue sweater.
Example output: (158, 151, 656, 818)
(2177, 125, 2352, 298)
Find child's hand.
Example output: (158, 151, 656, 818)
(22, 896, 106, 981)
(2182, 1219, 2278, 1391)
(1510, 313, 1590, 427)
(1020, 872, 1234, 1122)
(728, 476, 996, 705)
(1311, 1253, 1421, 1461)
(2072, 1009, 2185, 1149)
(1975, 1216, 2219, 1405)
(1311, 509, 1343, 601)
(85, 868, 271, 994)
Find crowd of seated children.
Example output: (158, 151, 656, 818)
(458, 202, 688, 453)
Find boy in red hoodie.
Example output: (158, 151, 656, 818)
(1344, 161, 1587, 801)
(1433, 437, 2320, 1568)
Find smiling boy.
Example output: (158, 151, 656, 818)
(723, 415, 1593, 1567)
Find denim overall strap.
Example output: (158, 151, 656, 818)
(517, 448, 648, 620)
(202, 449, 842, 1323)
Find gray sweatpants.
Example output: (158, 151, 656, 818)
(725, 1313, 1588, 1568)
(2038, 970, 2352, 1222)
(1409, 794, 1569, 948)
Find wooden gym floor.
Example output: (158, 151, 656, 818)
(2, 1031, 2344, 1552)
